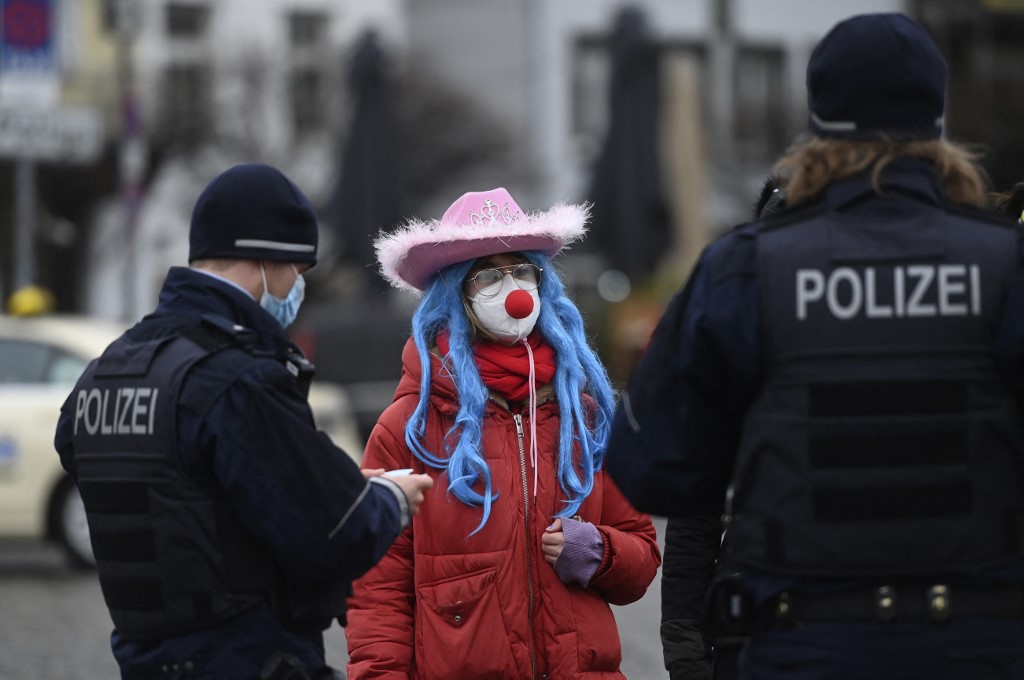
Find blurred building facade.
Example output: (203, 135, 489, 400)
(21, 1, 1015, 320)
(10, 1, 1024, 427)
(405, 0, 908, 293)
(126, 0, 405, 157)
(78, 0, 406, 320)
(913, 0, 1024, 192)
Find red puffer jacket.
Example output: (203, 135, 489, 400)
(346, 339, 661, 679)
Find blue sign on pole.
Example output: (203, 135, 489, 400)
(1, 0, 54, 74)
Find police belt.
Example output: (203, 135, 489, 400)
(767, 585, 1024, 626)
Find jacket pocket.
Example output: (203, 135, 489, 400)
(415, 567, 515, 679)
(569, 588, 623, 672)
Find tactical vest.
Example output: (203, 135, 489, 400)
(69, 318, 345, 639)
(729, 206, 1024, 579)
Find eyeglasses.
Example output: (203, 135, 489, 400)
(464, 263, 543, 297)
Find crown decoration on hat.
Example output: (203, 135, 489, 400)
(466, 199, 523, 228)
(374, 187, 589, 293)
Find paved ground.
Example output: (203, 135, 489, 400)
(0, 542, 118, 680)
(0, 517, 666, 679)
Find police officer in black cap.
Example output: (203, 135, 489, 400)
(55, 163, 433, 679)
(606, 13, 1024, 679)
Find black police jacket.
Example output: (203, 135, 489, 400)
(606, 160, 1024, 594)
(55, 267, 404, 678)
(731, 169, 1024, 580)
(69, 325, 278, 639)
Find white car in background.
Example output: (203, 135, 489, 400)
(0, 314, 363, 568)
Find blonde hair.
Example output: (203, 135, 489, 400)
(773, 137, 990, 209)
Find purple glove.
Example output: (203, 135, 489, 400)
(553, 517, 604, 587)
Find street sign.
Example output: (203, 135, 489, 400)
(0, 0, 58, 106)
(0, 106, 103, 162)
(1, 0, 55, 72)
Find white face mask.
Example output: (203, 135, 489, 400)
(469, 274, 541, 343)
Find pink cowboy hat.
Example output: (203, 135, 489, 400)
(375, 187, 589, 292)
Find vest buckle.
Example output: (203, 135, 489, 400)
(773, 590, 796, 627)
(875, 585, 897, 622)
(927, 584, 951, 623)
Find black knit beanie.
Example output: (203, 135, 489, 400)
(807, 13, 947, 141)
(188, 163, 318, 265)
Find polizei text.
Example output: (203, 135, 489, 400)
(796, 264, 981, 320)
(73, 387, 159, 436)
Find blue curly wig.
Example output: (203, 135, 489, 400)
(403, 251, 616, 534)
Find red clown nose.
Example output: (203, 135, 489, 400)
(504, 289, 534, 319)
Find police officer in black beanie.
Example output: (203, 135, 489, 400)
(55, 163, 433, 679)
(606, 13, 1024, 679)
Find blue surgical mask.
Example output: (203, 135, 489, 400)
(260, 263, 305, 328)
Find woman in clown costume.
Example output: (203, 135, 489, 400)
(345, 188, 661, 679)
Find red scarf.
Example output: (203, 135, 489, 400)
(437, 331, 556, 402)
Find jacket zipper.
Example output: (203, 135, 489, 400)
(513, 412, 538, 680)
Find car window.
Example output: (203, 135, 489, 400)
(49, 353, 90, 385)
(0, 339, 88, 385)
(0, 339, 51, 383)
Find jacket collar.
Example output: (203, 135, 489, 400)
(148, 266, 293, 353)
(822, 158, 947, 213)
(487, 384, 556, 411)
